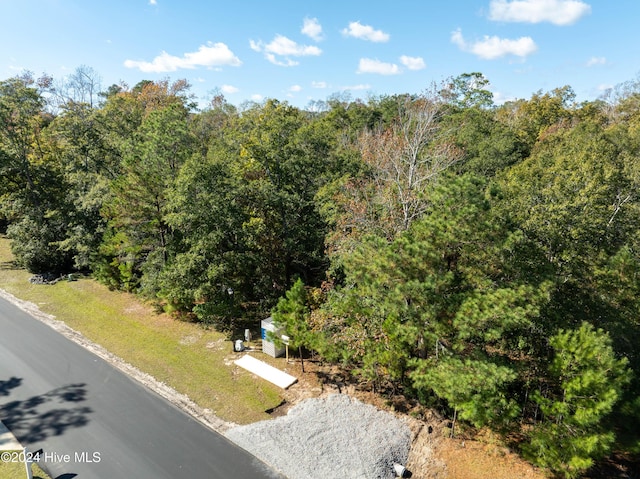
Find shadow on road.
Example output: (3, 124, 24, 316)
(0, 376, 22, 396)
(0, 381, 92, 443)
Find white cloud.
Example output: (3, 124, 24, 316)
(251, 35, 321, 67)
(451, 29, 537, 59)
(451, 29, 466, 49)
(124, 42, 241, 72)
(312, 81, 328, 89)
(489, 0, 591, 25)
(342, 21, 390, 42)
(341, 84, 372, 91)
(249, 40, 261, 52)
(302, 17, 323, 41)
(221, 84, 239, 94)
(586, 56, 607, 66)
(149, 0, 157, 5)
(264, 35, 322, 56)
(251, 94, 264, 102)
(265, 53, 299, 67)
(400, 55, 426, 71)
(492, 91, 515, 104)
(289, 85, 302, 92)
(357, 58, 400, 75)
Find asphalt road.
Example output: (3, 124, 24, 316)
(0, 295, 283, 479)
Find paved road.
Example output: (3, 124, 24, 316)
(0, 295, 283, 479)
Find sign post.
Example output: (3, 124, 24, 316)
(281, 335, 290, 362)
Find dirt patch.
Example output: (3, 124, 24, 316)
(179, 333, 202, 345)
(433, 437, 546, 479)
(122, 303, 149, 315)
(205, 338, 227, 350)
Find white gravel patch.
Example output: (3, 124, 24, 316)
(226, 394, 411, 479)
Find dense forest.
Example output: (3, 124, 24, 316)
(2, 67, 640, 477)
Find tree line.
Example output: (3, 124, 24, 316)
(2, 68, 640, 477)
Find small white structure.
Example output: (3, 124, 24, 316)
(234, 354, 297, 389)
(261, 316, 285, 358)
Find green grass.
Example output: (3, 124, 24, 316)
(0, 235, 282, 424)
(0, 451, 50, 479)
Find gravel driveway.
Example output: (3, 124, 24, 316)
(226, 394, 412, 478)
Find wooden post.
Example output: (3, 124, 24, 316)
(282, 335, 290, 363)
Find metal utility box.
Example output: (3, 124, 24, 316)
(261, 316, 285, 358)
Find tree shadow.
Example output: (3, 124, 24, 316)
(0, 383, 92, 443)
(587, 452, 640, 479)
(0, 376, 22, 396)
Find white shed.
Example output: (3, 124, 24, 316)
(261, 316, 285, 358)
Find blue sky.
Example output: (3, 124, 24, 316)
(1, 0, 639, 108)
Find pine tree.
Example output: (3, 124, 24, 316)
(524, 322, 631, 478)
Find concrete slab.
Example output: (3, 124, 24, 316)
(234, 354, 297, 389)
(0, 420, 22, 450)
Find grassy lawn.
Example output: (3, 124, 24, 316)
(0, 451, 50, 479)
(0, 235, 282, 425)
